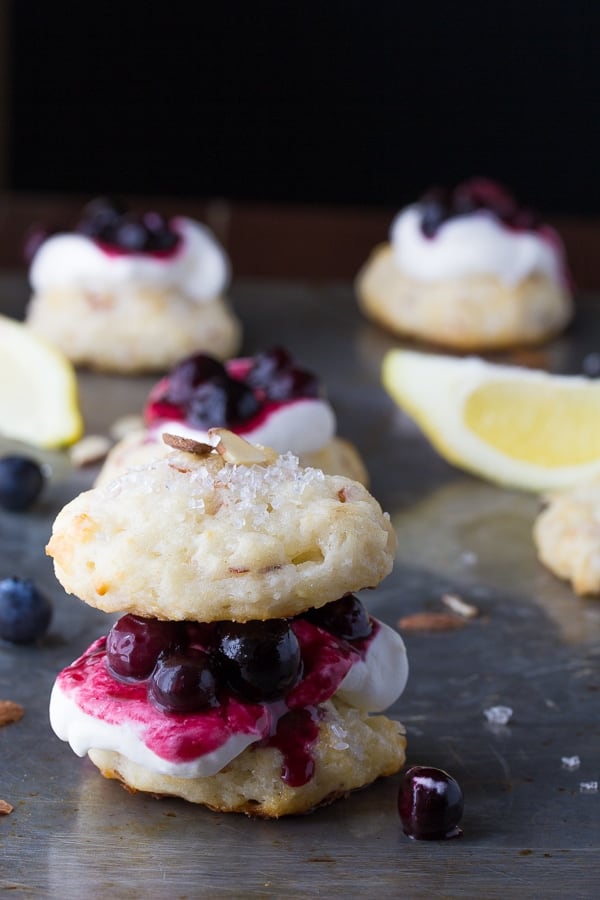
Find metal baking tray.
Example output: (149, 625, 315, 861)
(1, 275, 599, 897)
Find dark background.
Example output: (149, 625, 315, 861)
(6, 1, 600, 215)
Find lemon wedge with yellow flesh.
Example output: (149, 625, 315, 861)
(0, 314, 83, 448)
(382, 348, 600, 492)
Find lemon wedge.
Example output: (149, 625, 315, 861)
(0, 314, 83, 448)
(382, 348, 600, 492)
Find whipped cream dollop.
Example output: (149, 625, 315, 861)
(391, 205, 566, 287)
(49, 620, 408, 780)
(49, 682, 273, 779)
(336, 622, 408, 711)
(154, 398, 337, 457)
(30, 217, 230, 301)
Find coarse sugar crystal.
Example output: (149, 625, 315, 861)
(483, 705, 513, 725)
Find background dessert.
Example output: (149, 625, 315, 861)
(356, 177, 573, 350)
(533, 478, 600, 596)
(96, 347, 369, 485)
(25, 198, 241, 373)
(47, 430, 407, 816)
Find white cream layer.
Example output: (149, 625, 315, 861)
(154, 398, 337, 456)
(49, 620, 408, 780)
(391, 205, 565, 287)
(30, 217, 230, 302)
(336, 622, 408, 711)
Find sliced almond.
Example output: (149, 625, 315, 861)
(397, 612, 466, 632)
(0, 699, 24, 726)
(162, 433, 214, 455)
(441, 592, 479, 619)
(69, 434, 113, 467)
(0, 799, 13, 815)
(209, 428, 272, 465)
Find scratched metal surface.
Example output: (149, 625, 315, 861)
(1, 275, 599, 898)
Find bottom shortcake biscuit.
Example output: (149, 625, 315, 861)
(88, 698, 406, 817)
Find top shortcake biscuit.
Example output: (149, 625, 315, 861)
(46, 431, 395, 622)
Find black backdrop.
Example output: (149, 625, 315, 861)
(7, 1, 600, 215)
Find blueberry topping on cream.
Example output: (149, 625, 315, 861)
(419, 177, 540, 238)
(146, 349, 326, 437)
(76, 197, 180, 254)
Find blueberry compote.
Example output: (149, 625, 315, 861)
(398, 766, 464, 840)
(59, 595, 377, 786)
(419, 177, 540, 238)
(145, 348, 322, 433)
(76, 197, 180, 256)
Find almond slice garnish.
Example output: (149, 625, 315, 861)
(0, 699, 25, 727)
(209, 428, 272, 465)
(69, 434, 113, 468)
(162, 433, 214, 455)
(397, 612, 466, 632)
(441, 592, 479, 619)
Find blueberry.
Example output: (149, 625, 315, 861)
(303, 595, 372, 641)
(245, 348, 320, 401)
(185, 375, 260, 429)
(0, 577, 53, 643)
(217, 619, 302, 702)
(419, 187, 452, 238)
(162, 354, 228, 406)
(149, 648, 218, 713)
(113, 217, 149, 252)
(186, 380, 231, 428)
(106, 614, 186, 682)
(76, 196, 126, 237)
(398, 765, 464, 840)
(0, 456, 45, 512)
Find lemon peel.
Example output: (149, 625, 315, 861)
(382, 348, 600, 492)
(0, 314, 83, 448)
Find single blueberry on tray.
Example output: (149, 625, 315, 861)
(0, 455, 45, 511)
(0, 576, 53, 643)
(398, 765, 464, 840)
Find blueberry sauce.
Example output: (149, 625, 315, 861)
(55, 599, 378, 785)
(144, 348, 323, 435)
(76, 197, 181, 257)
(265, 707, 321, 786)
(418, 177, 543, 238)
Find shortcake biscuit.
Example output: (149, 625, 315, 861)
(88, 698, 406, 818)
(357, 245, 571, 351)
(47, 430, 408, 816)
(26, 199, 240, 372)
(534, 478, 600, 596)
(47, 434, 395, 622)
(356, 178, 572, 351)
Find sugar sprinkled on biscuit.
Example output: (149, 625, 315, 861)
(47, 436, 395, 622)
